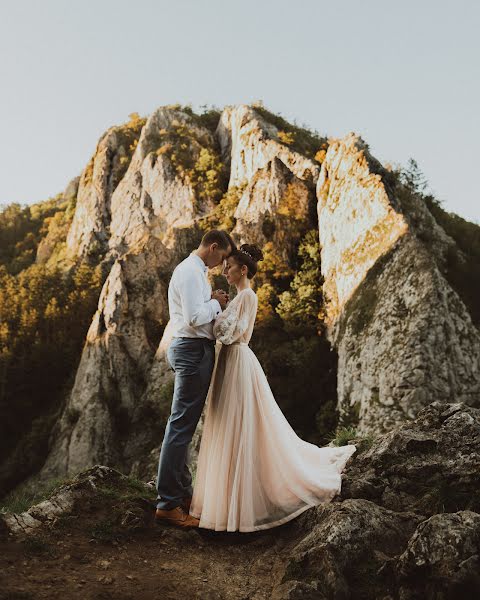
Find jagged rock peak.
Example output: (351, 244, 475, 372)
(217, 104, 322, 188)
(107, 106, 220, 256)
(317, 132, 408, 322)
(66, 115, 146, 260)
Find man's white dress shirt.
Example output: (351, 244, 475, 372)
(168, 253, 222, 340)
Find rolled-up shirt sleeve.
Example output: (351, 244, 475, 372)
(179, 268, 222, 327)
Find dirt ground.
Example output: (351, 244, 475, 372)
(0, 499, 302, 600)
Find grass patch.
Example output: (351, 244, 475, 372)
(90, 478, 156, 542)
(0, 477, 72, 514)
(328, 426, 358, 447)
(327, 424, 376, 452)
(96, 476, 156, 505)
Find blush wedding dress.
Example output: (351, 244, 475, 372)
(189, 287, 357, 532)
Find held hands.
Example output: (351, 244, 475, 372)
(212, 289, 229, 309)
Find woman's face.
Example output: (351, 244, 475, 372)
(223, 255, 246, 285)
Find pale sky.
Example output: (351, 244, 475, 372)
(1, 0, 479, 222)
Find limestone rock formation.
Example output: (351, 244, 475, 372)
(19, 102, 479, 495)
(317, 133, 480, 433)
(66, 119, 145, 260)
(395, 511, 480, 599)
(341, 401, 480, 515)
(108, 107, 219, 255)
(38, 106, 227, 482)
(217, 105, 320, 259)
(273, 401, 480, 599)
(217, 104, 320, 188)
(36, 104, 329, 483)
(39, 234, 176, 481)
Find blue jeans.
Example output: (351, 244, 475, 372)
(156, 336, 216, 510)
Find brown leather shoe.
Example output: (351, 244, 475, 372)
(182, 497, 192, 512)
(154, 506, 199, 528)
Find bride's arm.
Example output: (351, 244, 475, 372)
(213, 291, 257, 345)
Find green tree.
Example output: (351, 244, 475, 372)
(400, 158, 427, 194)
(276, 229, 325, 332)
(0, 200, 105, 496)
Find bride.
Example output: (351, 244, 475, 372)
(189, 243, 357, 532)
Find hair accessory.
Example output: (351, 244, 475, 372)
(240, 249, 254, 260)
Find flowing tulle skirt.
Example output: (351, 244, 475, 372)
(189, 343, 357, 532)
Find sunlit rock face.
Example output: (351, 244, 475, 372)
(66, 125, 143, 260)
(233, 157, 315, 264)
(218, 105, 320, 270)
(317, 134, 408, 320)
(217, 104, 320, 188)
(317, 134, 480, 433)
(108, 107, 217, 255)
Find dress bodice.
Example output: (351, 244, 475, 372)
(213, 288, 258, 346)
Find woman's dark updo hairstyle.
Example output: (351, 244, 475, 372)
(231, 243, 264, 279)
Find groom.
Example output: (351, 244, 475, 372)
(155, 229, 235, 528)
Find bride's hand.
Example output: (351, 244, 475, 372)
(212, 289, 229, 309)
(212, 289, 229, 301)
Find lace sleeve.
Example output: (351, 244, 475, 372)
(213, 290, 257, 345)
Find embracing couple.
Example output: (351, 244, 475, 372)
(155, 229, 356, 532)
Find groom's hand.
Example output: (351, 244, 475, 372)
(212, 289, 228, 309)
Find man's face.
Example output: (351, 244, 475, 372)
(207, 243, 232, 268)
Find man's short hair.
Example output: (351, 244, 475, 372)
(200, 229, 236, 253)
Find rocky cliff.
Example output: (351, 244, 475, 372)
(317, 134, 480, 434)
(36, 104, 328, 482)
(2, 101, 480, 599)
(4, 102, 476, 489)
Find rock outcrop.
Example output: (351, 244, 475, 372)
(38, 107, 228, 482)
(274, 401, 480, 599)
(217, 105, 320, 189)
(217, 105, 321, 273)
(66, 118, 145, 260)
(39, 234, 177, 481)
(317, 133, 480, 434)
(108, 107, 219, 255)
(3, 402, 479, 600)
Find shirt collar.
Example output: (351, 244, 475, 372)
(190, 252, 208, 274)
